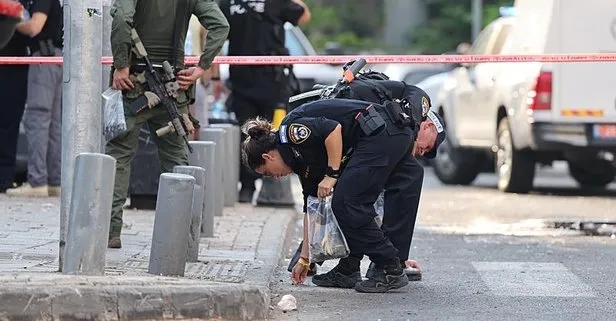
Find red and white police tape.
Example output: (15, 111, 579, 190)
(1, 53, 616, 65)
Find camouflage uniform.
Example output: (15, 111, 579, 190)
(107, 0, 229, 245)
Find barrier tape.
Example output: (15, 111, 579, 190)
(1, 53, 616, 65)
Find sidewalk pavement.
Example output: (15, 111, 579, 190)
(0, 192, 301, 321)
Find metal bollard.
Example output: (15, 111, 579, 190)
(200, 128, 225, 216)
(62, 153, 116, 276)
(148, 173, 195, 277)
(173, 166, 206, 262)
(188, 141, 217, 237)
(211, 124, 240, 206)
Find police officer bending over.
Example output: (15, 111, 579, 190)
(288, 69, 444, 282)
(240, 97, 445, 293)
(106, 0, 229, 248)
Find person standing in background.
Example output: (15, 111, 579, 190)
(6, 0, 63, 198)
(217, 0, 311, 203)
(0, 0, 31, 193)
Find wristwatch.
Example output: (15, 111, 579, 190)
(325, 166, 340, 179)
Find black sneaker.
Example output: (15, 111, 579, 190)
(366, 262, 422, 281)
(355, 263, 409, 293)
(312, 266, 362, 289)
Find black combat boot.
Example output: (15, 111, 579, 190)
(355, 260, 409, 293)
(312, 257, 362, 288)
(366, 261, 422, 281)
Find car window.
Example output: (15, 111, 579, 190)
(469, 23, 497, 54)
(285, 29, 307, 56)
(490, 24, 513, 54)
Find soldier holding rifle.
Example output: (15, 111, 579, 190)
(106, 0, 229, 248)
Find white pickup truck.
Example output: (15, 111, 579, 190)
(432, 0, 616, 192)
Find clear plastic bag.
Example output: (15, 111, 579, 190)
(102, 88, 127, 142)
(306, 196, 350, 262)
(373, 191, 385, 227)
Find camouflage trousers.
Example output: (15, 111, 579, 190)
(106, 101, 189, 238)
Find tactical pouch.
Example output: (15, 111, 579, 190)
(355, 105, 386, 136)
(384, 101, 414, 129)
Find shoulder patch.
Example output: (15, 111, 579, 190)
(288, 123, 311, 144)
(421, 96, 430, 117)
(279, 125, 288, 143)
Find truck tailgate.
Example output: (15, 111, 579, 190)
(553, 0, 616, 130)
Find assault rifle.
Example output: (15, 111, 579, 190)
(130, 28, 194, 153)
(313, 58, 367, 99)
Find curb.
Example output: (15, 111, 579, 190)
(0, 208, 298, 321)
(0, 276, 267, 321)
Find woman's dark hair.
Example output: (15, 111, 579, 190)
(241, 117, 278, 170)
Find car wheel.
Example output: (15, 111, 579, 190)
(432, 132, 481, 185)
(495, 118, 535, 193)
(568, 160, 615, 188)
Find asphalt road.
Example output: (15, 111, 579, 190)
(269, 162, 616, 321)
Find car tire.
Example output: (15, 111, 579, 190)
(568, 160, 615, 188)
(495, 118, 535, 193)
(432, 132, 481, 185)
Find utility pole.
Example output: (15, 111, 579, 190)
(471, 0, 483, 41)
(59, 0, 104, 270)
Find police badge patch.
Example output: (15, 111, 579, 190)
(288, 123, 311, 144)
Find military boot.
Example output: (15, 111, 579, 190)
(355, 260, 409, 293)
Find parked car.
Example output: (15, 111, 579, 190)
(432, 2, 616, 193)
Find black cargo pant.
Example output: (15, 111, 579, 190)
(0, 64, 28, 190)
(331, 121, 414, 267)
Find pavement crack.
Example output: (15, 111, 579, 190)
(22, 240, 55, 250)
(22, 294, 34, 312)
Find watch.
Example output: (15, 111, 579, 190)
(325, 166, 340, 179)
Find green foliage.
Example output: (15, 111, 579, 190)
(409, 0, 512, 54)
(300, 0, 512, 54)
(301, 0, 383, 53)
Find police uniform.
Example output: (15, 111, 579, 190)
(288, 74, 444, 275)
(219, 0, 305, 200)
(277, 98, 418, 281)
(0, 0, 30, 192)
(106, 0, 229, 247)
(336, 76, 437, 267)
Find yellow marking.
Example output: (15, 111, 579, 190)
(560, 109, 604, 117)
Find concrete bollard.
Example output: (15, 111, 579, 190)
(188, 141, 217, 237)
(256, 176, 296, 207)
(62, 153, 116, 276)
(173, 165, 206, 262)
(200, 128, 225, 217)
(148, 173, 195, 277)
(206, 126, 232, 207)
(211, 124, 240, 206)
